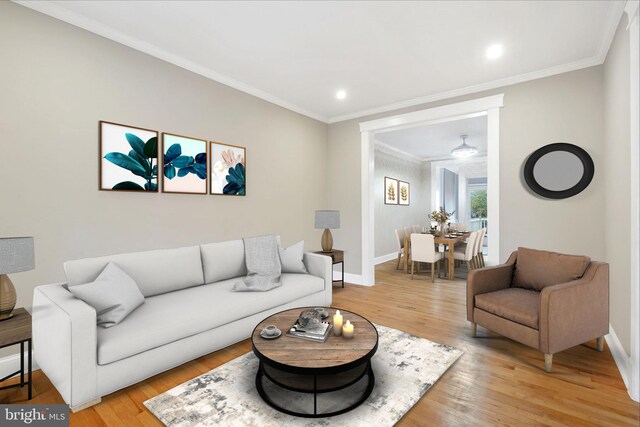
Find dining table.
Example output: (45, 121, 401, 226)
(403, 232, 470, 281)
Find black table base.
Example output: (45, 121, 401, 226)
(0, 339, 32, 399)
(255, 360, 375, 418)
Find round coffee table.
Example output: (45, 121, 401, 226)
(251, 307, 378, 418)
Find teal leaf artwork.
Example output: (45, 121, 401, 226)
(223, 163, 245, 195)
(210, 142, 245, 196)
(162, 134, 207, 194)
(100, 122, 158, 192)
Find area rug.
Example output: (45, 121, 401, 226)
(144, 325, 462, 426)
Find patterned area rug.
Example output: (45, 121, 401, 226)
(144, 325, 462, 426)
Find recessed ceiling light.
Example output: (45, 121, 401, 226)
(486, 44, 503, 60)
(336, 90, 347, 100)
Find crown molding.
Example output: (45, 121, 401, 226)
(13, 0, 329, 123)
(595, 1, 627, 62)
(625, 0, 639, 26)
(332, 56, 602, 124)
(14, 0, 626, 126)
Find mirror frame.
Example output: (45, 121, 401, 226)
(523, 143, 594, 199)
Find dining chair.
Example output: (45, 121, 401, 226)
(450, 230, 479, 271)
(404, 226, 414, 237)
(410, 233, 443, 281)
(395, 228, 407, 270)
(476, 228, 486, 267)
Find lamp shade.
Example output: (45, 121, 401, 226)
(0, 237, 35, 275)
(315, 210, 340, 230)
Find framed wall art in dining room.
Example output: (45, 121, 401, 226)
(162, 133, 208, 195)
(384, 176, 398, 205)
(99, 121, 159, 192)
(210, 142, 246, 196)
(399, 181, 410, 206)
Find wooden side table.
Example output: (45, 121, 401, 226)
(314, 249, 344, 288)
(0, 307, 32, 400)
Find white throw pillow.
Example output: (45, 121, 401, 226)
(278, 241, 308, 274)
(68, 262, 145, 328)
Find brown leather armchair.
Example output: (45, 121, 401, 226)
(467, 247, 609, 372)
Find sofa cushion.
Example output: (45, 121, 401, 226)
(512, 247, 591, 291)
(200, 240, 247, 283)
(68, 262, 145, 328)
(96, 273, 324, 365)
(475, 288, 540, 329)
(64, 246, 204, 298)
(279, 241, 308, 274)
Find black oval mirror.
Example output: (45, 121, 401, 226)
(524, 143, 594, 199)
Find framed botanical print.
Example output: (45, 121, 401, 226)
(384, 177, 398, 205)
(100, 121, 159, 192)
(162, 133, 208, 194)
(210, 142, 246, 196)
(399, 181, 410, 206)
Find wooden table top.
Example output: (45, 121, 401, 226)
(252, 307, 378, 371)
(0, 308, 32, 347)
(405, 232, 469, 246)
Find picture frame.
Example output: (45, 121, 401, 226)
(384, 177, 398, 205)
(162, 133, 208, 195)
(210, 142, 246, 196)
(399, 181, 410, 206)
(99, 121, 159, 192)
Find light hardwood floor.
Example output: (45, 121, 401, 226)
(2, 260, 639, 426)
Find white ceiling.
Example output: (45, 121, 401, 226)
(376, 115, 487, 161)
(16, 1, 625, 123)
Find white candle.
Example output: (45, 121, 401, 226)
(342, 320, 354, 339)
(333, 310, 343, 336)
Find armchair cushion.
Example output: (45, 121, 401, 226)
(475, 288, 540, 329)
(513, 247, 590, 291)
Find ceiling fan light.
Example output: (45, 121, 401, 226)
(451, 134, 478, 157)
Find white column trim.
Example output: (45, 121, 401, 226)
(360, 130, 375, 286)
(486, 107, 500, 265)
(624, 0, 639, 402)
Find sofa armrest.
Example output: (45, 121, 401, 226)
(32, 283, 98, 408)
(539, 262, 609, 354)
(303, 252, 332, 306)
(466, 251, 517, 322)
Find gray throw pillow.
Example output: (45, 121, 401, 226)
(68, 262, 145, 328)
(278, 240, 308, 274)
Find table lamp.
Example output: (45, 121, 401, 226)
(315, 210, 340, 252)
(0, 237, 35, 320)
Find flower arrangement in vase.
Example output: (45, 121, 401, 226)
(429, 207, 455, 236)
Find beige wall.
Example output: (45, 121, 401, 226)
(603, 18, 631, 355)
(328, 66, 605, 275)
(0, 2, 328, 314)
(374, 149, 430, 258)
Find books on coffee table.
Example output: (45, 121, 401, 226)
(286, 321, 332, 342)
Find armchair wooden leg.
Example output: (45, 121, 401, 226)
(471, 322, 477, 337)
(431, 262, 435, 282)
(411, 261, 415, 279)
(596, 336, 604, 352)
(544, 353, 553, 373)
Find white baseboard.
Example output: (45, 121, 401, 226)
(331, 269, 371, 287)
(605, 323, 634, 399)
(374, 252, 397, 265)
(0, 351, 40, 381)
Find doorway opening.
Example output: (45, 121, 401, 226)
(359, 94, 503, 285)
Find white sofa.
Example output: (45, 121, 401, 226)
(32, 239, 332, 411)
